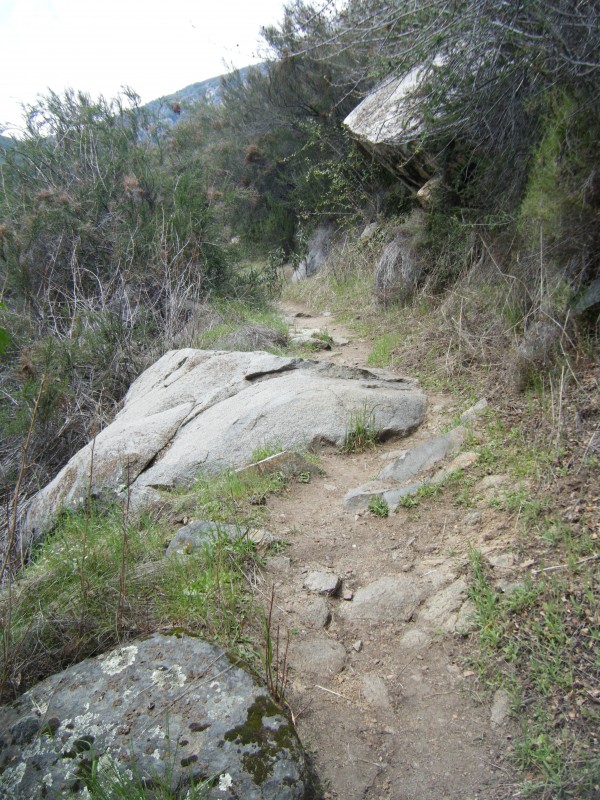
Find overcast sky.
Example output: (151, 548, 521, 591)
(0, 0, 287, 133)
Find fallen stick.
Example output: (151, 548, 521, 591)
(531, 554, 598, 575)
(314, 684, 354, 703)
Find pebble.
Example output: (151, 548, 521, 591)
(353, 640, 363, 652)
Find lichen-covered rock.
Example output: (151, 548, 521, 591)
(24, 353, 425, 544)
(0, 633, 312, 800)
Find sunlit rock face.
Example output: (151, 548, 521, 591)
(0, 633, 312, 800)
(344, 69, 437, 192)
(24, 351, 425, 543)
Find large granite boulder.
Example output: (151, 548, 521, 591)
(0, 633, 312, 799)
(24, 351, 425, 543)
(344, 69, 437, 192)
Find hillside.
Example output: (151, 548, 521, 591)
(0, 1, 598, 797)
(142, 64, 256, 127)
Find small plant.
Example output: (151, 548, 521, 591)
(83, 748, 214, 798)
(250, 440, 284, 463)
(342, 404, 379, 453)
(263, 586, 289, 705)
(368, 495, 389, 517)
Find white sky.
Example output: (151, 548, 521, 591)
(0, 0, 287, 134)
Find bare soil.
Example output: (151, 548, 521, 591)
(258, 301, 521, 800)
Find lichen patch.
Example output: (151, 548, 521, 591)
(98, 645, 138, 675)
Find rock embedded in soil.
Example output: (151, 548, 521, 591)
(361, 674, 393, 709)
(490, 689, 512, 728)
(344, 425, 474, 512)
(338, 576, 420, 623)
(298, 597, 331, 629)
(418, 579, 468, 627)
(0, 633, 312, 800)
(303, 571, 342, 596)
(165, 519, 242, 556)
(25, 351, 425, 545)
(288, 636, 347, 677)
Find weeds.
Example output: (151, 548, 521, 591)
(467, 545, 600, 797)
(0, 455, 296, 701)
(342, 404, 379, 453)
(263, 586, 289, 705)
(83, 750, 213, 799)
(368, 495, 389, 517)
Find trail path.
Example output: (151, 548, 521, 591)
(260, 301, 518, 800)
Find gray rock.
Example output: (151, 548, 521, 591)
(454, 599, 478, 636)
(361, 674, 392, 709)
(303, 571, 341, 596)
(344, 426, 469, 512)
(375, 230, 424, 306)
(291, 225, 334, 282)
(235, 451, 318, 480)
(378, 427, 467, 483)
(288, 637, 347, 676)
(343, 479, 422, 512)
(382, 481, 424, 510)
(25, 352, 425, 544)
(573, 277, 600, 315)
(460, 398, 488, 423)
(299, 597, 331, 629)
(0, 633, 311, 800)
(429, 451, 479, 485)
(399, 628, 431, 649)
(166, 520, 243, 556)
(495, 580, 525, 595)
(418, 580, 468, 627)
(486, 552, 515, 571)
(359, 222, 379, 242)
(289, 331, 331, 350)
(339, 576, 420, 623)
(490, 689, 511, 728)
(265, 555, 291, 573)
(344, 71, 437, 192)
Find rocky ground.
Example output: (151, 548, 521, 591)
(258, 302, 523, 800)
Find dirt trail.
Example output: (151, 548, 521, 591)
(260, 301, 518, 800)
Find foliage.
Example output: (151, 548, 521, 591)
(0, 448, 298, 700)
(342, 404, 380, 452)
(0, 89, 236, 519)
(367, 495, 389, 517)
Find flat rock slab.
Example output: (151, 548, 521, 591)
(344, 427, 468, 511)
(418, 579, 468, 627)
(339, 576, 420, 623)
(25, 351, 425, 544)
(303, 571, 341, 596)
(288, 637, 347, 677)
(0, 633, 311, 800)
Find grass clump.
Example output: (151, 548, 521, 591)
(83, 751, 214, 799)
(0, 457, 298, 701)
(467, 540, 599, 798)
(342, 404, 380, 453)
(368, 495, 389, 517)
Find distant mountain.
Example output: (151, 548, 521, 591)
(142, 65, 255, 129)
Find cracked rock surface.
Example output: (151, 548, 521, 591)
(25, 350, 425, 545)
